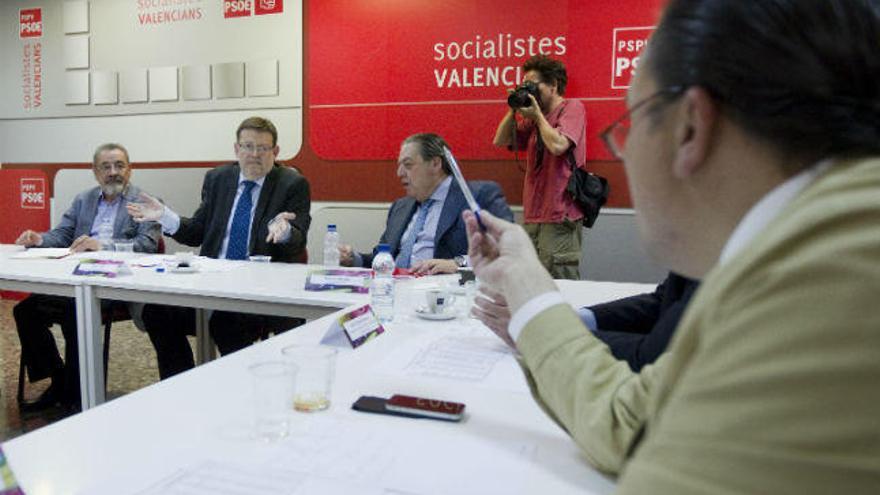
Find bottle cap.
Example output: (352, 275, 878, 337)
(377, 243, 390, 253)
(327, 224, 337, 231)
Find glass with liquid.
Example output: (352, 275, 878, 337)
(281, 345, 337, 412)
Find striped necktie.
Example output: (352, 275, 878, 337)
(396, 199, 433, 268)
(226, 180, 257, 260)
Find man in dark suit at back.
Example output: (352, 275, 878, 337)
(14, 143, 161, 411)
(339, 133, 514, 274)
(474, 272, 698, 372)
(129, 116, 311, 379)
(578, 273, 698, 371)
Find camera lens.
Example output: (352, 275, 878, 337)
(507, 89, 530, 108)
(507, 81, 539, 109)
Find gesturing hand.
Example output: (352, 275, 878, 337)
(127, 192, 165, 222)
(266, 212, 297, 243)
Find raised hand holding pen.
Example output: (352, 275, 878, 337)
(463, 209, 556, 315)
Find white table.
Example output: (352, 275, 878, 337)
(80, 258, 367, 407)
(0, 256, 90, 405)
(2, 280, 653, 495)
(0, 253, 367, 409)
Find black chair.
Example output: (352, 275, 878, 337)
(16, 303, 127, 403)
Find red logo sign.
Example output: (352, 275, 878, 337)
(20, 8, 43, 39)
(255, 0, 283, 15)
(20, 178, 46, 209)
(611, 26, 654, 89)
(223, 0, 252, 18)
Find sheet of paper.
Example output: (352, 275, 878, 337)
(375, 331, 527, 394)
(126, 254, 174, 267)
(135, 461, 306, 495)
(10, 248, 71, 259)
(127, 413, 598, 495)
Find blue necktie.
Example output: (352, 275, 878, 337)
(397, 199, 433, 268)
(226, 180, 257, 260)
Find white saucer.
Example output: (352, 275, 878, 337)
(415, 306, 456, 321)
(170, 265, 198, 274)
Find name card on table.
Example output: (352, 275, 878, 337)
(305, 268, 372, 294)
(320, 304, 385, 348)
(72, 259, 132, 278)
(0, 447, 23, 495)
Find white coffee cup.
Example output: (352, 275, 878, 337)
(426, 288, 456, 314)
(174, 251, 194, 266)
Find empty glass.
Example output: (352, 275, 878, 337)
(249, 361, 296, 441)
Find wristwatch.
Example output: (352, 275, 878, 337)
(454, 255, 468, 268)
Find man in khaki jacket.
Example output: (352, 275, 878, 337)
(464, 0, 880, 493)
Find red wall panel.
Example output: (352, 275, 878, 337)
(308, 0, 663, 161)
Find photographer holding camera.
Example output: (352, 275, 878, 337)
(493, 55, 587, 280)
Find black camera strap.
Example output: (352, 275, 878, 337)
(510, 117, 527, 173)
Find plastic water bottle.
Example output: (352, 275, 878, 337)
(370, 244, 395, 323)
(323, 224, 340, 267)
(96, 218, 114, 250)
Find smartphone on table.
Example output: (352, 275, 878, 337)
(352, 394, 466, 422)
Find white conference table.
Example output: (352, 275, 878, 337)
(0, 252, 367, 409)
(3, 277, 653, 495)
(0, 255, 91, 407)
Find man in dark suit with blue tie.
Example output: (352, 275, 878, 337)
(129, 116, 311, 379)
(339, 133, 514, 274)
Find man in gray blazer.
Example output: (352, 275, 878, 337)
(13, 143, 161, 412)
(339, 133, 514, 274)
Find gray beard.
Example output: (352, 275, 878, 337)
(101, 181, 125, 198)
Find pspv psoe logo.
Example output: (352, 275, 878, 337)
(223, 0, 252, 18)
(20, 178, 46, 209)
(20, 8, 43, 39)
(611, 27, 654, 89)
(255, 0, 283, 15)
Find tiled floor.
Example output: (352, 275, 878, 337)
(0, 299, 170, 442)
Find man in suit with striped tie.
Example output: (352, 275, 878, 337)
(129, 116, 311, 379)
(338, 133, 513, 275)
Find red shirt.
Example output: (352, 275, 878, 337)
(514, 98, 587, 223)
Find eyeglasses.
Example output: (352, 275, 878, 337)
(96, 161, 128, 173)
(238, 142, 274, 155)
(600, 85, 685, 160)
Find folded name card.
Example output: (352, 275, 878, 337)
(305, 268, 372, 294)
(320, 304, 385, 349)
(72, 259, 132, 278)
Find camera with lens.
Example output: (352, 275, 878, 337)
(507, 81, 540, 109)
